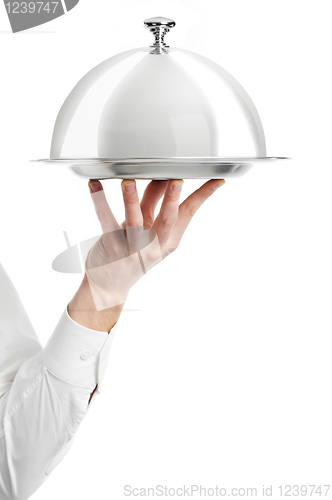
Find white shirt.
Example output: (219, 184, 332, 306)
(0, 263, 117, 500)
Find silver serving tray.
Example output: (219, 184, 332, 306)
(37, 157, 289, 180)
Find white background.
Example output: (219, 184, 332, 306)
(1, 0, 332, 498)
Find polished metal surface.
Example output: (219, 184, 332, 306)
(143, 17, 176, 53)
(38, 17, 287, 180)
(143, 17, 176, 29)
(39, 157, 288, 180)
(48, 47, 267, 160)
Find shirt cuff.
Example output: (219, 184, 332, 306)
(42, 307, 117, 390)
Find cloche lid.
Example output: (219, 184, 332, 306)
(39, 17, 287, 179)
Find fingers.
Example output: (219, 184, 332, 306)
(121, 180, 144, 255)
(152, 179, 184, 249)
(169, 179, 225, 249)
(140, 180, 168, 227)
(88, 180, 121, 234)
(121, 180, 143, 227)
(121, 180, 168, 229)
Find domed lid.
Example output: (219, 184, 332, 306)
(40, 17, 287, 179)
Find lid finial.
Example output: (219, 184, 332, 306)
(143, 17, 176, 53)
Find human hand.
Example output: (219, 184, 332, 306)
(85, 178, 225, 312)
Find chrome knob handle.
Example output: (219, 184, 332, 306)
(143, 17, 176, 52)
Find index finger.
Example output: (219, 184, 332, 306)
(168, 179, 225, 248)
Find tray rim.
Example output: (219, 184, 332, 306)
(32, 157, 290, 179)
(34, 156, 290, 164)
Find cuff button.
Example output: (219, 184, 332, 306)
(80, 350, 91, 360)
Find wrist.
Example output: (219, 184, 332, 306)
(68, 274, 123, 333)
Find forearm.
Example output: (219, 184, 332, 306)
(0, 303, 114, 498)
(68, 274, 123, 334)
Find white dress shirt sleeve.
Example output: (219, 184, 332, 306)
(0, 264, 117, 500)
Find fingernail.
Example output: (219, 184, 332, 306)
(172, 181, 184, 192)
(89, 180, 102, 193)
(214, 179, 226, 189)
(123, 181, 136, 193)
